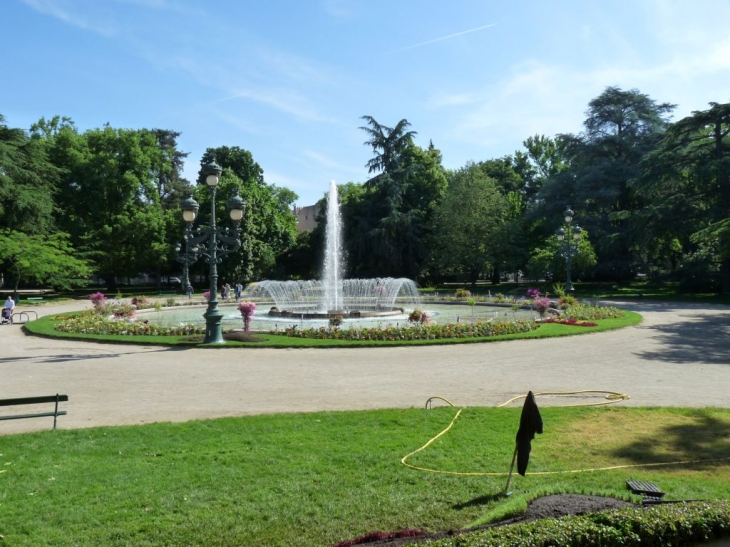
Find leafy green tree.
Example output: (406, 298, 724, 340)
(354, 117, 447, 279)
(360, 116, 417, 188)
(150, 129, 190, 209)
(430, 163, 507, 287)
(0, 229, 92, 293)
(636, 102, 730, 293)
(534, 87, 674, 279)
(526, 229, 597, 283)
(46, 124, 175, 290)
(195, 147, 297, 284)
(0, 114, 59, 234)
(274, 230, 317, 280)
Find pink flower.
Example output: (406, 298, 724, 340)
(238, 301, 257, 331)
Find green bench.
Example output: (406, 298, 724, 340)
(0, 394, 68, 429)
(26, 296, 44, 301)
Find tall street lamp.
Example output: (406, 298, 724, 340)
(180, 162, 246, 344)
(175, 194, 202, 295)
(555, 206, 582, 292)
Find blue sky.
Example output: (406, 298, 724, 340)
(3, 0, 729, 207)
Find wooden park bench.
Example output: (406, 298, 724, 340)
(0, 394, 68, 430)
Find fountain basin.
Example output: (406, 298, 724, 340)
(140, 302, 537, 331)
(267, 307, 405, 320)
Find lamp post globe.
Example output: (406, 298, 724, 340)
(177, 194, 201, 294)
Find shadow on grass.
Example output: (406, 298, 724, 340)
(635, 312, 730, 365)
(611, 413, 730, 467)
(453, 492, 506, 510)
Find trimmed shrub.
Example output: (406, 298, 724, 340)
(428, 500, 730, 547)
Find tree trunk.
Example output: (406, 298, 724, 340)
(104, 273, 118, 292)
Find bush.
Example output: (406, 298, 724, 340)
(533, 297, 552, 317)
(564, 303, 624, 321)
(455, 288, 472, 299)
(428, 500, 730, 547)
(111, 303, 137, 319)
(131, 295, 150, 308)
(408, 309, 430, 324)
(558, 294, 578, 309)
(89, 292, 107, 308)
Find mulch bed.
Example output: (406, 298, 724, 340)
(223, 330, 266, 343)
(182, 330, 266, 343)
(335, 495, 636, 547)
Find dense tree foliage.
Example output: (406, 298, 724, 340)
(636, 102, 730, 293)
(346, 117, 447, 279)
(0, 230, 92, 293)
(430, 163, 507, 286)
(0, 114, 58, 234)
(194, 146, 297, 285)
(2, 88, 729, 296)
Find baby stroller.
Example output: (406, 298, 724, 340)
(1, 308, 12, 325)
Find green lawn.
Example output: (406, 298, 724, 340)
(23, 310, 643, 347)
(1, 406, 728, 546)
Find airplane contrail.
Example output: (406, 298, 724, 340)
(387, 23, 497, 54)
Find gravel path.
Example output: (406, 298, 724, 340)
(1, 299, 729, 434)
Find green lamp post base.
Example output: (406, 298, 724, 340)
(203, 306, 225, 344)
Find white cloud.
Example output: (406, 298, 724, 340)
(386, 23, 497, 55)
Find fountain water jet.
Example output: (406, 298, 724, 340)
(244, 181, 421, 319)
(322, 179, 344, 312)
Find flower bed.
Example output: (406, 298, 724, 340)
(276, 319, 539, 341)
(543, 318, 598, 327)
(564, 303, 624, 321)
(56, 309, 205, 336)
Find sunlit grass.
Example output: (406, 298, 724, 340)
(1, 406, 728, 546)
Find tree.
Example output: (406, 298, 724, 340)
(636, 102, 730, 293)
(196, 147, 297, 284)
(354, 118, 446, 280)
(46, 125, 176, 290)
(526, 230, 597, 284)
(0, 114, 59, 234)
(360, 116, 416, 188)
(534, 87, 674, 279)
(0, 229, 92, 293)
(430, 163, 507, 287)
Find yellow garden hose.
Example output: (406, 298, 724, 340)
(402, 391, 730, 476)
(496, 390, 631, 408)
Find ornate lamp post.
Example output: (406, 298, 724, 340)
(555, 206, 582, 292)
(180, 162, 246, 344)
(175, 194, 202, 295)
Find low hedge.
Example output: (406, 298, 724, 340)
(428, 501, 730, 546)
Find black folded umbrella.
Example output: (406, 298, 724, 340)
(515, 391, 543, 476)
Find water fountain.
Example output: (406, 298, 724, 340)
(244, 180, 421, 319)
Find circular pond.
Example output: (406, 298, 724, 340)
(141, 302, 538, 331)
